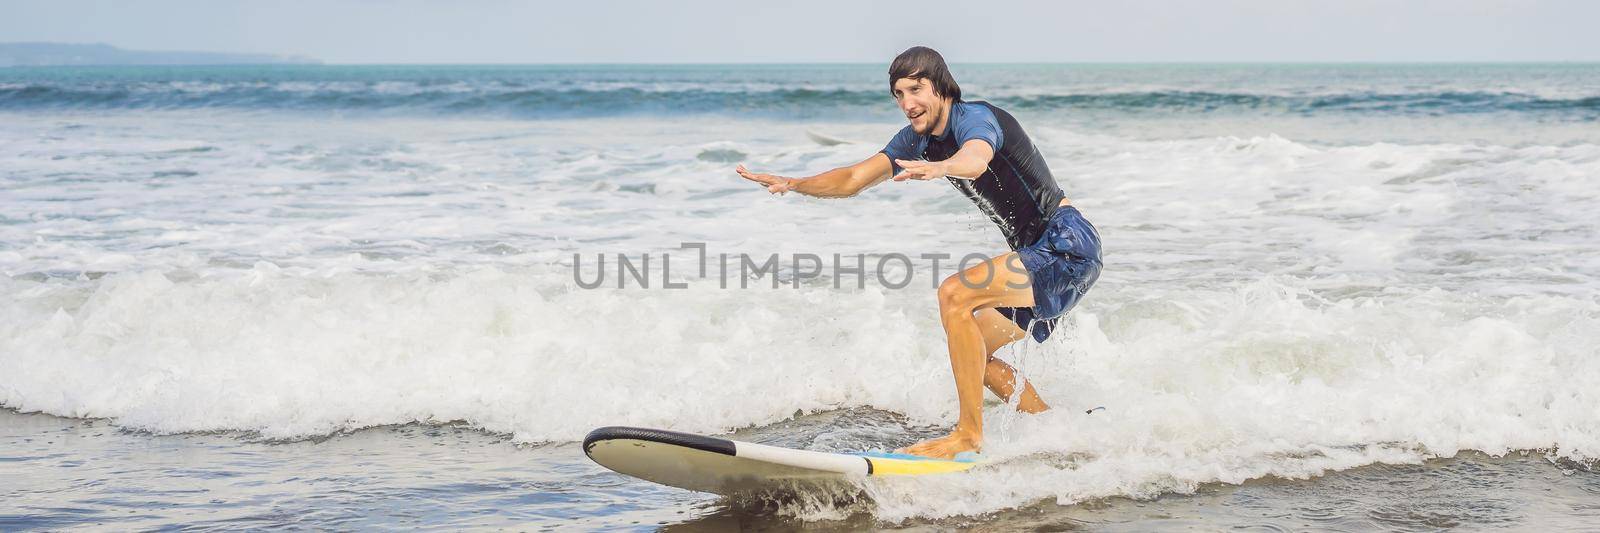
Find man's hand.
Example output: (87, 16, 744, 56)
(893, 140, 992, 182)
(893, 159, 950, 181)
(736, 164, 796, 195)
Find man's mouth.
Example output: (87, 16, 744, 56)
(907, 110, 923, 120)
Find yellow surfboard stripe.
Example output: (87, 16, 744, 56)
(866, 456, 981, 476)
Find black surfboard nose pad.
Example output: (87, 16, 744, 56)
(582, 426, 738, 457)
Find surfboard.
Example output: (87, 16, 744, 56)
(805, 130, 858, 146)
(582, 426, 980, 496)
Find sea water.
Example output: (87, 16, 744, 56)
(2, 64, 1598, 529)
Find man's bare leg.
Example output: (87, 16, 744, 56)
(974, 308, 1050, 413)
(900, 253, 1037, 459)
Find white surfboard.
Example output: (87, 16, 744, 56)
(582, 426, 980, 496)
(805, 130, 858, 146)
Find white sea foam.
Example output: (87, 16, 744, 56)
(859, 280, 1600, 521)
(3, 264, 1595, 521)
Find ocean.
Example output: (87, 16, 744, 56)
(2, 64, 1598, 530)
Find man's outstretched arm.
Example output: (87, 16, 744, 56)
(893, 139, 994, 182)
(735, 153, 894, 198)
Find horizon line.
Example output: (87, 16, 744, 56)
(9, 60, 1600, 67)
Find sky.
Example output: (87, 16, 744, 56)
(2, 0, 1597, 64)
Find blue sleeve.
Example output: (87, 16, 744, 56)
(880, 126, 919, 175)
(954, 104, 1003, 153)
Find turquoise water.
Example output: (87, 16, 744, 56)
(3, 64, 1597, 120)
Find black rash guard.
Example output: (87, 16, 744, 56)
(882, 100, 1065, 251)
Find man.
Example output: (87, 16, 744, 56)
(735, 46, 1102, 459)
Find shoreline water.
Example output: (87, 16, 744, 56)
(4, 408, 1596, 531)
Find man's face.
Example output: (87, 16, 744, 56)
(892, 77, 947, 135)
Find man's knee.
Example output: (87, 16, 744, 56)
(937, 274, 976, 318)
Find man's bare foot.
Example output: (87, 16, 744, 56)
(898, 431, 981, 459)
(1017, 394, 1050, 414)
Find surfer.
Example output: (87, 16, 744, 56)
(735, 46, 1102, 459)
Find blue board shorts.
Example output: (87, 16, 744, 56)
(997, 206, 1102, 342)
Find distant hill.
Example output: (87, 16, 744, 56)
(0, 42, 320, 66)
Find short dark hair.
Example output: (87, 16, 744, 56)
(888, 46, 961, 102)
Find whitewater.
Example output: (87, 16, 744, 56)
(2, 64, 1599, 529)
